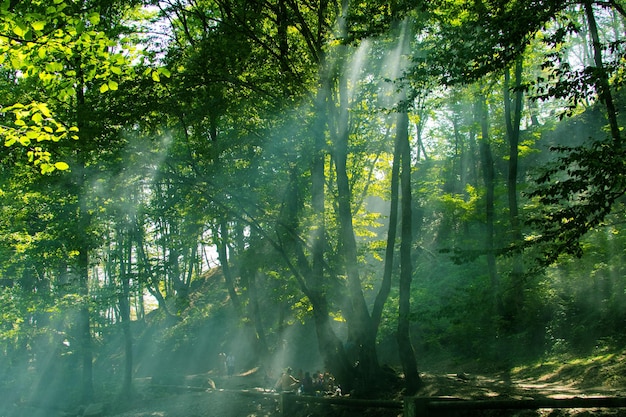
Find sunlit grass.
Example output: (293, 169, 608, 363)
(510, 347, 621, 385)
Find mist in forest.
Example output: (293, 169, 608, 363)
(1, 1, 626, 416)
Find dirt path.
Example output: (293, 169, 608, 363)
(8, 361, 626, 417)
(101, 368, 626, 417)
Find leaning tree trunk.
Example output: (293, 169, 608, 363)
(584, 0, 621, 147)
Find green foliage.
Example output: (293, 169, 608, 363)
(525, 138, 626, 266)
(0, 0, 165, 172)
(426, 0, 566, 85)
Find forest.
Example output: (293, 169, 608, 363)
(1, 0, 626, 414)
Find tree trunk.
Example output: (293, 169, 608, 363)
(332, 80, 379, 385)
(371, 117, 400, 335)
(248, 270, 269, 359)
(75, 63, 94, 403)
(584, 0, 622, 147)
(77, 245, 94, 402)
(504, 57, 525, 325)
(396, 106, 421, 395)
(134, 224, 176, 318)
(308, 70, 354, 391)
(119, 232, 133, 399)
(216, 220, 242, 315)
(310, 292, 354, 391)
(477, 93, 498, 312)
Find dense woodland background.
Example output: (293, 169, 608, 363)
(1, 0, 626, 410)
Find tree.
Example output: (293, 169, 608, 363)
(526, 1, 626, 266)
(0, 0, 168, 402)
(502, 56, 525, 326)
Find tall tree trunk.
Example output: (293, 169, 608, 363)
(216, 220, 242, 315)
(309, 68, 354, 390)
(248, 270, 269, 359)
(372, 117, 400, 335)
(477, 93, 498, 313)
(310, 291, 353, 389)
(134, 223, 175, 318)
(75, 64, 93, 403)
(504, 57, 525, 325)
(329, 4, 381, 379)
(332, 74, 379, 385)
(264, 0, 355, 391)
(396, 106, 421, 395)
(119, 232, 133, 399)
(584, 0, 622, 147)
(77, 244, 94, 402)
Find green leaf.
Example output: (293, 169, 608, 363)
(13, 23, 27, 38)
(99, 83, 109, 93)
(37, 104, 52, 118)
(158, 67, 172, 78)
(54, 161, 70, 170)
(31, 21, 46, 31)
(88, 12, 100, 25)
(41, 163, 55, 174)
(151, 71, 160, 82)
(31, 112, 44, 123)
(108, 80, 118, 91)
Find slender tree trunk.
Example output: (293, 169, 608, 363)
(372, 117, 400, 334)
(77, 245, 94, 402)
(119, 233, 133, 399)
(477, 93, 498, 311)
(216, 220, 242, 315)
(248, 270, 269, 359)
(75, 63, 93, 403)
(504, 57, 525, 325)
(396, 106, 421, 395)
(584, 0, 622, 147)
(134, 224, 175, 318)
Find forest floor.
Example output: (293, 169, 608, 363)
(5, 348, 626, 417)
(96, 348, 626, 417)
